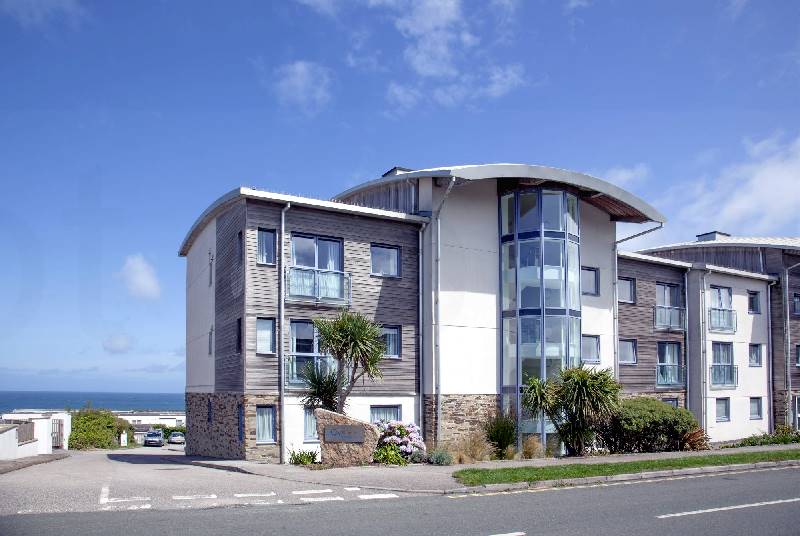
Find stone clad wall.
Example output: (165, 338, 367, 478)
(314, 409, 379, 466)
(185, 392, 245, 459)
(621, 390, 687, 409)
(424, 394, 499, 445)
(244, 394, 281, 462)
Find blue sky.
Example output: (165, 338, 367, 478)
(1, 0, 798, 393)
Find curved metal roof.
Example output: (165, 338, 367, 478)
(642, 236, 800, 253)
(333, 163, 666, 224)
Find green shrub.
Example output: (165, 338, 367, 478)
(373, 444, 407, 465)
(152, 425, 186, 441)
(409, 449, 428, 464)
(427, 449, 453, 466)
(69, 408, 134, 450)
(484, 413, 517, 458)
(289, 449, 318, 465)
(728, 426, 800, 447)
(596, 398, 699, 453)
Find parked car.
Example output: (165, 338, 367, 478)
(168, 432, 185, 444)
(143, 430, 164, 447)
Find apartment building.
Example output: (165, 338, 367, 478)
(180, 164, 790, 461)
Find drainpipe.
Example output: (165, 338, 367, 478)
(699, 268, 709, 430)
(683, 269, 690, 409)
(767, 279, 777, 433)
(784, 261, 800, 427)
(417, 222, 428, 434)
(613, 223, 663, 378)
(433, 178, 456, 445)
(278, 202, 291, 463)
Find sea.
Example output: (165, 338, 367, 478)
(0, 391, 185, 414)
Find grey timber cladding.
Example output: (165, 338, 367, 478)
(648, 246, 766, 274)
(617, 257, 687, 393)
(215, 201, 246, 392)
(244, 200, 420, 395)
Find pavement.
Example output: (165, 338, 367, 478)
(2, 461, 799, 535)
(0, 451, 69, 475)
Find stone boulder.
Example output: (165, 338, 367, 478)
(314, 409, 379, 467)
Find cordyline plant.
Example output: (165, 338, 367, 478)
(522, 365, 621, 456)
(300, 362, 340, 412)
(313, 310, 386, 414)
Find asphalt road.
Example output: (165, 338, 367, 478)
(1, 461, 799, 535)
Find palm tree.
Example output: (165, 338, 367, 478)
(313, 310, 386, 413)
(522, 365, 620, 456)
(300, 363, 340, 412)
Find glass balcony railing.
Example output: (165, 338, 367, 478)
(285, 355, 338, 388)
(710, 364, 738, 388)
(708, 308, 736, 332)
(654, 306, 685, 330)
(656, 364, 685, 387)
(286, 267, 351, 306)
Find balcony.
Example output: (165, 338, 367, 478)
(656, 364, 685, 387)
(708, 308, 736, 333)
(710, 364, 738, 388)
(285, 267, 351, 306)
(285, 355, 339, 389)
(654, 306, 685, 331)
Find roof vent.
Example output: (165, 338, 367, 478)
(696, 231, 731, 242)
(381, 166, 413, 177)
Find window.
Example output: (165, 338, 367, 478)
(581, 335, 600, 363)
(618, 278, 636, 303)
(257, 228, 276, 264)
(749, 344, 762, 367)
(750, 397, 763, 420)
(291, 320, 316, 354)
(747, 291, 761, 314)
(304, 408, 318, 441)
(255, 406, 276, 444)
(237, 230, 243, 265)
(710, 286, 733, 309)
(542, 190, 564, 231)
(237, 404, 244, 443)
(207, 399, 212, 423)
(619, 339, 637, 365)
(500, 193, 515, 236)
(657, 342, 682, 386)
(501, 242, 516, 311)
(290, 235, 345, 300)
(236, 318, 242, 353)
(712, 342, 736, 386)
(519, 239, 541, 309)
(518, 192, 539, 233)
(581, 267, 599, 296)
(796, 345, 800, 367)
(292, 235, 342, 270)
(716, 398, 730, 422)
(656, 283, 681, 307)
(371, 244, 400, 277)
(566, 193, 579, 236)
(208, 326, 214, 355)
(662, 398, 679, 408)
(543, 239, 565, 307)
(794, 294, 800, 315)
(380, 326, 401, 358)
(256, 318, 275, 354)
(370, 405, 401, 423)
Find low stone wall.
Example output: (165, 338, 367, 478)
(424, 394, 499, 445)
(243, 394, 281, 462)
(185, 392, 244, 459)
(622, 391, 687, 409)
(315, 409, 379, 466)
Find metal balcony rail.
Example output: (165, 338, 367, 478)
(710, 364, 738, 388)
(285, 267, 351, 306)
(285, 354, 339, 388)
(708, 308, 737, 332)
(656, 364, 685, 386)
(654, 306, 685, 330)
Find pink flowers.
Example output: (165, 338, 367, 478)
(375, 420, 426, 458)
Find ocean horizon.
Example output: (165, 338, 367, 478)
(0, 390, 185, 414)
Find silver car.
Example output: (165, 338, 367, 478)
(143, 431, 164, 447)
(168, 432, 185, 444)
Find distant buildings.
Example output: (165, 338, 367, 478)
(180, 164, 799, 461)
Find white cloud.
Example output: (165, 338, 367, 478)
(564, 0, 590, 13)
(603, 163, 651, 186)
(482, 63, 526, 98)
(345, 29, 385, 72)
(273, 61, 332, 117)
(102, 333, 133, 355)
(725, 0, 748, 20)
(0, 0, 87, 29)
(119, 254, 161, 300)
(385, 81, 422, 114)
(294, 0, 338, 16)
(395, 0, 465, 78)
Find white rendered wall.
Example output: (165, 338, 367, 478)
(435, 181, 499, 395)
(2, 411, 71, 451)
(578, 202, 616, 373)
(116, 413, 186, 427)
(0, 428, 18, 460)
(186, 218, 216, 393)
(281, 395, 416, 462)
(30, 418, 52, 455)
(704, 273, 770, 443)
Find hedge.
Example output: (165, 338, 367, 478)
(596, 397, 698, 453)
(69, 408, 134, 450)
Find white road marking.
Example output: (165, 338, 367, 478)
(358, 493, 399, 500)
(488, 532, 526, 536)
(657, 497, 800, 519)
(234, 492, 277, 498)
(300, 496, 344, 503)
(107, 496, 150, 503)
(99, 485, 110, 505)
(172, 494, 218, 500)
(344, 487, 361, 491)
(292, 489, 333, 495)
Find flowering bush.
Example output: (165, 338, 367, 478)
(375, 421, 426, 461)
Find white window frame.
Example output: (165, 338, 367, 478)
(750, 397, 763, 420)
(749, 343, 762, 367)
(380, 326, 401, 359)
(255, 405, 276, 444)
(581, 335, 601, 363)
(716, 397, 730, 422)
(370, 244, 401, 277)
(370, 405, 401, 423)
(747, 290, 761, 314)
(257, 228, 276, 265)
(618, 277, 636, 304)
(581, 267, 600, 296)
(618, 338, 637, 365)
(256, 318, 276, 355)
(304, 407, 319, 442)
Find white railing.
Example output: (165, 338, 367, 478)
(285, 267, 351, 306)
(710, 364, 738, 388)
(285, 355, 338, 388)
(708, 308, 736, 332)
(654, 306, 685, 330)
(656, 365, 685, 386)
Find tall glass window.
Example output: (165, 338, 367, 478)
(500, 188, 581, 446)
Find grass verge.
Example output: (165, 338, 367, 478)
(452, 449, 800, 486)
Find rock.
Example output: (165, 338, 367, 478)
(314, 409, 379, 467)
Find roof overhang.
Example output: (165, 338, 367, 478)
(619, 251, 777, 281)
(334, 163, 666, 224)
(179, 187, 429, 257)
